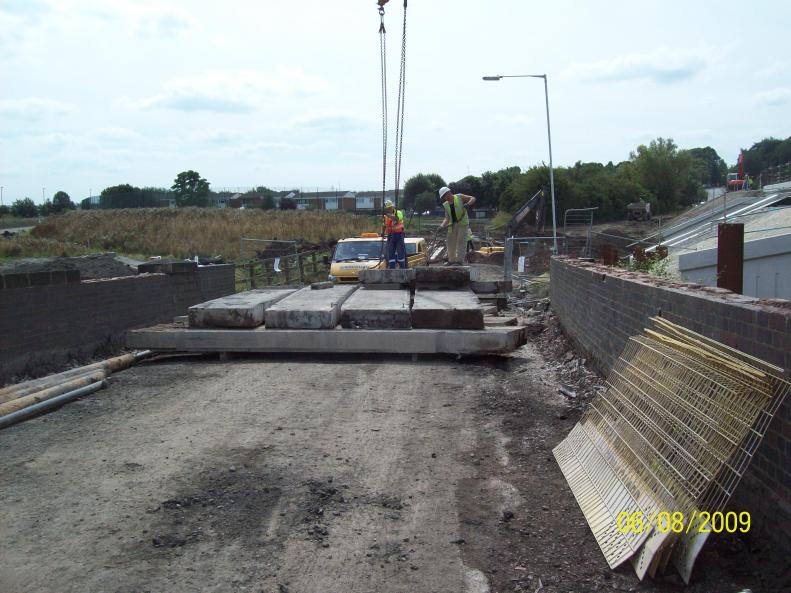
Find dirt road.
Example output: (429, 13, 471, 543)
(1, 352, 526, 593)
(1, 345, 785, 592)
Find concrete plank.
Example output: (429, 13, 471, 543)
(341, 288, 411, 329)
(415, 266, 471, 289)
(358, 268, 416, 285)
(127, 325, 526, 354)
(265, 285, 357, 329)
(484, 316, 518, 327)
(471, 280, 513, 294)
(411, 289, 484, 330)
(188, 289, 296, 328)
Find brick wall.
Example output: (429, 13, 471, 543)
(0, 264, 234, 383)
(550, 256, 791, 549)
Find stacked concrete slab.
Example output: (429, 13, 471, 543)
(411, 289, 484, 330)
(265, 285, 357, 329)
(189, 288, 296, 328)
(414, 266, 470, 290)
(340, 287, 411, 329)
(357, 268, 415, 289)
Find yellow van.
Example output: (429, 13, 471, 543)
(328, 234, 428, 283)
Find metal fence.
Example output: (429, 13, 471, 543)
(235, 250, 330, 291)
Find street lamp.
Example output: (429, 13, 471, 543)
(483, 73, 558, 254)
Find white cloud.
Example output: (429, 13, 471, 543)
(752, 88, 791, 107)
(134, 69, 328, 113)
(0, 97, 72, 119)
(564, 48, 709, 84)
(292, 111, 369, 133)
(136, 5, 198, 38)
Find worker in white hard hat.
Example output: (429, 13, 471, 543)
(383, 199, 407, 269)
(438, 186, 476, 265)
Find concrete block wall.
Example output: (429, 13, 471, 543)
(550, 256, 791, 549)
(0, 264, 234, 383)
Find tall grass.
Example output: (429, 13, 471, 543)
(0, 235, 95, 260)
(30, 208, 376, 260)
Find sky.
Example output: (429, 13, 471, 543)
(1, 0, 790, 204)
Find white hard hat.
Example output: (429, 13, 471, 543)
(438, 187, 451, 199)
(384, 199, 394, 207)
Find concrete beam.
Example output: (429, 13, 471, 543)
(188, 288, 296, 328)
(470, 280, 513, 294)
(484, 316, 518, 327)
(127, 325, 526, 355)
(415, 266, 471, 289)
(265, 285, 357, 329)
(411, 289, 484, 330)
(340, 288, 411, 329)
(358, 268, 416, 285)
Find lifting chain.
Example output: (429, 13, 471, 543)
(376, 1, 408, 262)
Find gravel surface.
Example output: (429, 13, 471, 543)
(0, 253, 137, 279)
(1, 347, 786, 592)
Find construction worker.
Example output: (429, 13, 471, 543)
(438, 186, 476, 265)
(383, 199, 407, 269)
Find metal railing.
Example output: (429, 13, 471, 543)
(235, 249, 329, 291)
(563, 207, 598, 258)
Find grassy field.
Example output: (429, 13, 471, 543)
(3, 208, 377, 261)
(0, 217, 43, 230)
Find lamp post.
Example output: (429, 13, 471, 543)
(482, 74, 557, 253)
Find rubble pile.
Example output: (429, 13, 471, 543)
(510, 297, 606, 404)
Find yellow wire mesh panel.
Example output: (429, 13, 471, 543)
(553, 317, 790, 583)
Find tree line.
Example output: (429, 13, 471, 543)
(3, 135, 787, 221)
(402, 135, 790, 221)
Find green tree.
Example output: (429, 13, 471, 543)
(172, 170, 210, 207)
(480, 166, 521, 208)
(279, 197, 297, 210)
(414, 191, 436, 213)
(0, 205, 10, 218)
(629, 138, 697, 213)
(499, 166, 574, 219)
(11, 198, 38, 218)
(38, 200, 56, 216)
(741, 136, 791, 176)
(403, 173, 446, 210)
(99, 184, 150, 208)
(52, 190, 75, 212)
(261, 194, 276, 210)
(685, 147, 727, 186)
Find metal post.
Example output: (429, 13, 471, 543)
(504, 237, 514, 281)
(542, 75, 558, 254)
(717, 223, 744, 294)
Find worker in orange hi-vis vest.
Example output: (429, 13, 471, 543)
(383, 199, 407, 269)
(438, 187, 476, 265)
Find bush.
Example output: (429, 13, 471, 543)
(11, 198, 38, 218)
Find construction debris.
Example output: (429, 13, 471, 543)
(553, 317, 790, 583)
